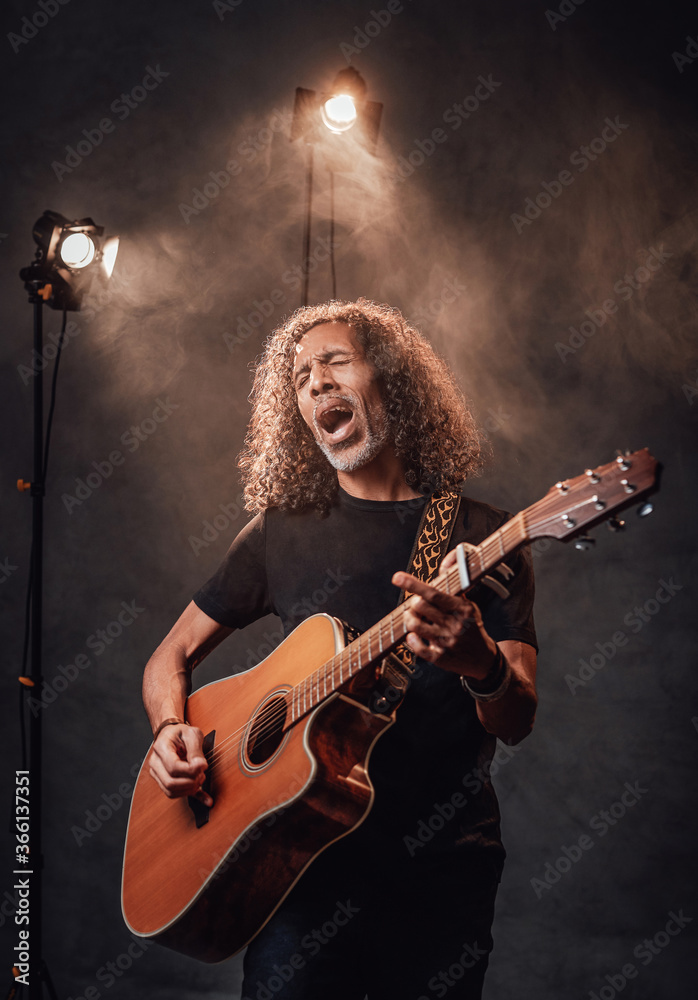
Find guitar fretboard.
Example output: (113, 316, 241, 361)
(286, 510, 529, 724)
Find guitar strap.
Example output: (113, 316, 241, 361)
(383, 490, 461, 684)
(399, 489, 462, 597)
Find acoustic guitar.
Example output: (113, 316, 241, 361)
(122, 448, 659, 962)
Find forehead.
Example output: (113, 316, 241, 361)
(293, 322, 362, 370)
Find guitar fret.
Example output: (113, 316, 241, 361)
(368, 630, 372, 662)
(390, 614, 395, 645)
(378, 625, 384, 655)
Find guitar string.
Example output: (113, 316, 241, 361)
(195, 480, 644, 772)
(202, 607, 408, 771)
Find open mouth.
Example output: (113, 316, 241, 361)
(315, 400, 356, 443)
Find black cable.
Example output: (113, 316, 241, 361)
(301, 144, 314, 307)
(329, 171, 337, 300)
(42, 308, 67, 479)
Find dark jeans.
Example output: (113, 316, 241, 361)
(241, 837, 501, 1000)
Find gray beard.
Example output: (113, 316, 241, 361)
(312, 393, 390, 472)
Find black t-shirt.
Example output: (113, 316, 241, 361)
(193, 487, 536, 861)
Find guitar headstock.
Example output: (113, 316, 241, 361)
(526, 448, 660, 542)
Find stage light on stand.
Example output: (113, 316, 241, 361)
(290, 68, 383, 308)
(291, 66, 382, 152)
(20, 209, 119, 311)
(16, 206, 119, 999)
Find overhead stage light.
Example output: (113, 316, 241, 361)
(19, 209, 119, 311)
(321, 94, 359, 134)
(291, 67, 382, 152)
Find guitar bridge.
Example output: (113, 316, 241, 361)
(187, 729, 216, 829)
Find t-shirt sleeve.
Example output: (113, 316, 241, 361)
(478, 531, 538, 652)
(192, 512, 272, 629)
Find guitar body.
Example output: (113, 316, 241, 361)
(121, 614, 394, 963)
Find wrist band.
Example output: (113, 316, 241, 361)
(460, 647, 512, 703)
(153, 717, 187, 740)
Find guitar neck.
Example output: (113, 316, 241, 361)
(286, 512, 529, 724)
(285, 447, 659, 725)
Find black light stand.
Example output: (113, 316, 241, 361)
(12, 213, 118, 1000)
(12, 275, 58, 1000)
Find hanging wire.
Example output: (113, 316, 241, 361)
(329, 171, 337, 300)
(301, 144, 314, 307)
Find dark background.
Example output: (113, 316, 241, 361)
(1, 0, 696, 997)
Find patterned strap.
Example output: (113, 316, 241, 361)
(399, 490, 462, 597)
(390, 490, 461, 673)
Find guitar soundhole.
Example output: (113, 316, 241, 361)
(247, 696, 287, 766)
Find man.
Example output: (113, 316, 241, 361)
(143, 298, 537, 998)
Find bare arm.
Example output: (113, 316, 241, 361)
(143, 600, 233, 805)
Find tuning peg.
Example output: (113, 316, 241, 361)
(574, 536, 595, 551)
(637, 502, 654, 517)
(607, 517, 625, 532)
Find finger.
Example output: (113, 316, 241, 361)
(406, 632, 444, 662)
(439, 549, 458, 571)
(393, 572, 463, 613)
(406, 596, 470, 629)
(153, 725, 207, 777)
(403, 609, 464, 644)
(149, 753, 213, 805)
